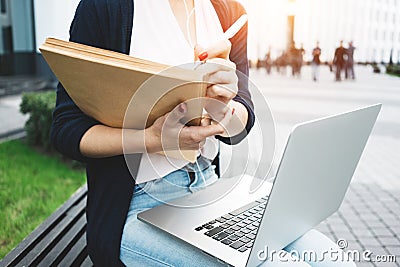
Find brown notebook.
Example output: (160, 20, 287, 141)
(40, 38, 209, 162)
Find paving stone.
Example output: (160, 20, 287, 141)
(352, 228, 376, 238)
(378, 213, 399, 221)
(356, 262, 375, 267)
(368, 262, 398, 267)
(384, 219, 400, 229)
(357, 237, 382, 247)
(392, 226, 400, 233)
(315, 223, 330, 234)
(372, 227, 396, 237)
(367, 245, 391, 256)
(346, 221, 369, 230)
(346, 242, 364, 253)
(360, 214, 381, 222)
(333, 230, 355, 240)
(385, 246, 400, 256)
(378, 237, 400, 247)
(339, 211, 358, 219)
(364, 219, 386, 229)
(345, 217, 365, 225)
(330, 223, 351, 232)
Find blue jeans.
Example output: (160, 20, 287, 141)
(120, 166, 356, 267)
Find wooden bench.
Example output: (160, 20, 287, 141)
(1, 185, 93, 267)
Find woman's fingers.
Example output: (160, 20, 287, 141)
(194, 44, 205, 61)
(200, 116, 212, 126)
(206, 85, 236, 102)
(207, 69, 238, 85)
(164, 103, 187, 126)
(194, 39, 231, 61)
(196, 58, 236, 74)
(207, 57, 236, 69)
(206, 39, 232, 60)
(196, 59, 237, 105)
(180, 123, 224, 143)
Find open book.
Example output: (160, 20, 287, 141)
(40, 38, 209, 162)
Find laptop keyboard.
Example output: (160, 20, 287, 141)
(194, 197, 268, 253)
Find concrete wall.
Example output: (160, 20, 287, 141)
(33, 0, 80, 52)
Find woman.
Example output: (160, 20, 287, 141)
(51, 0, 355, 266)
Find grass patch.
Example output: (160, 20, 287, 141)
(0, 139, 85, 258)
(386, 64, 400, 77)
(387, 72, 400, 78)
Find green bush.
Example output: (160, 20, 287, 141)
(371, 63, 380, 73)
(20, 91, 56, 150)
(386, 64, 400, 77)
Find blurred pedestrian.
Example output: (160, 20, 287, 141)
(346, 41, 356, 80)
(311, 41, 321, 81)
(264, 47, 272, 74)
(275, 51, 288, 75)
(288, 41, 304, 77)
(298, 43, 305, 76)
(333, 40, 347, 81)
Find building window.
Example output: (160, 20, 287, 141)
(394, 14, 397, 24)
(391, 32, 395, 41)
(374, 30, 378, 40)
(382, 31, 386, 41)
(1, 0, 6, 13)
(381, 50, 385, 63)
(376, 10, 380, 21)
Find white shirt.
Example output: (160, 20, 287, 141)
(130, 0, 224, 184)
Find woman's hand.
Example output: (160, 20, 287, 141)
(195, 40, 248, 137)
(195, 40, 237, 122)
(79, 103, 227, 158)
(145, 103, 226, 153)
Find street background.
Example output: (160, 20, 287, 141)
(1, 64, 399, 266)
(249, 65, 400, 267)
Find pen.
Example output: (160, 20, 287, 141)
(193, 14, 248, 70)
(221, 14, 248, 40)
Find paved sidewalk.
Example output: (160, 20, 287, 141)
(0, 75, 53, 97)
(0, 94, 27, 141)
(0, 74, 54, 142)
(247, 65, 400, 266)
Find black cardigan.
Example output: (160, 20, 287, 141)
(50, 0, 254, 265)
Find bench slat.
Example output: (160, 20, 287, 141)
(37, 214, 87, 267)
(18, 197, 87, 266)
(58, 231, 92, 267)
(81, 256, 94, 267)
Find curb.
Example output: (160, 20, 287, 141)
(0, 128, 26, 143)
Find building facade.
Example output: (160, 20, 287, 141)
(241, 0, 400, 64)
(0, 0, 79, 75)
(1, 0, 399, 75)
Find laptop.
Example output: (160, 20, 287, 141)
(138, 104, 381, 267)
